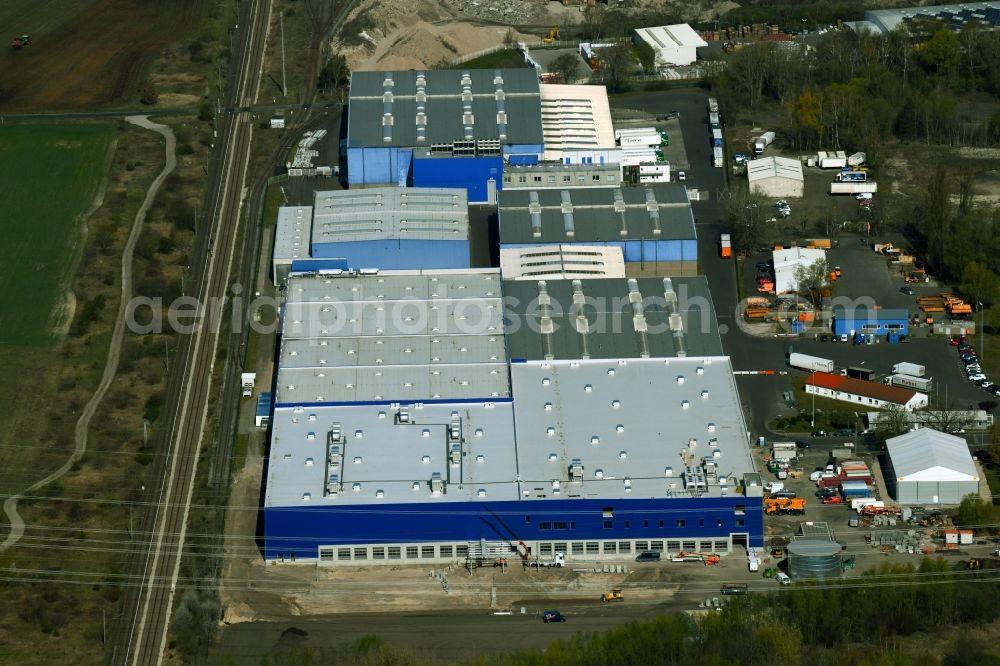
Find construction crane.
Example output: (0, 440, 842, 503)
(11, 34, 31, 50)
(543, 26, 560, 44)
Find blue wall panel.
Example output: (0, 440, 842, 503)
(290, 258, 349, 273)
(832, 317, 909, 337)
(503, 144, 544, 157)
(682, 240, 698, 261)
(310, 239, 471, 269)
(412, 156, 504, 203)
(623, 240, 642, 263)
(263, 496, 764, 559)
(346, 148, 366, 187)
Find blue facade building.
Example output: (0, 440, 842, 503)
(832, 306, 909, 337)
(344, 69, 544, 203)
(262, 272, 762, 565)
(498, 182, 698, 277)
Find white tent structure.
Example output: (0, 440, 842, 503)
(747, 156, 804, 198)
(772, 247, 825, 294)
(885, 429, 980, 505)
(632, 24, 707, 67)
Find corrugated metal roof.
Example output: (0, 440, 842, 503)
(346, 68, 543, 148)
(833, 306, 909, 321)
(277, 270, 508, 405)
(503, 276, 723, 361)
(886, 429, 978, 481)
(274, 206, 312, 264)
(806, 372, 916, 404)
(498, 183, 695, 244)
(633, 24, 708, 50)
(311, 188, 469, 245)
(747, 156, 803, 183)
(538, 84, 615, 160)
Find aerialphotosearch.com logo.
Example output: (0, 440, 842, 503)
(125, 281, 724, 339)
(124, 282, 884, 340)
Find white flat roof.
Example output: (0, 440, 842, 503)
(499, 245, 626, 280)
(634, 24, 708, 50)
(266, 400, 519, 507)
(747, 156, 803, 183)
(539, 84, 616, 161)
(311, 188, 469, 246)
(276, 270, 508, 406)
(511, 356, 756, 499)
(274, 206, 312, 264)
(887, 428, 979, 482)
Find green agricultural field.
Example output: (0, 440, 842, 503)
(0, 123, 114, 345)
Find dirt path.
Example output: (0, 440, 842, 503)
(0, 116, 176, 552)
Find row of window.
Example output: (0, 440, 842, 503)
(315, 537, 736, 564)
(502, 173, 617, 185)
(541, 518, 746, 530)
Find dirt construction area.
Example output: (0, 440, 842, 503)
(0, 0, 208, 110)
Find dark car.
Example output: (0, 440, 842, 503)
(795, 440, 810, 449)
(984, 383, 999, 393)
(835, 428, 855, 437)
(543, 610, 566, 623)
(819, 335, 829, 342)
(811, 430, 828, 437)
(900, 286, 914, 295)
(772, 490, 797, 499)
(635, 551, 661, 562)
(756, 261, 772, 271)
(830, 336, 839, 343)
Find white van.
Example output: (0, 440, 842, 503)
(764, 481, 785, 494)
(775, 572, 791, 585)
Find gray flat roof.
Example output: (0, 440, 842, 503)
(274, 206, 312, 264)
(511, 356, 755, 499)
(311, 188, 469, 246)
(498, 184, 695, 244)
(347, 68, 544, 148)
(276, 270, 508, 406)
(503, 276, 723, 361)
(832, 306, 909, 320)
(266, 401, 520, 507)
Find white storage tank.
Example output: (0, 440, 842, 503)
(787, 539, 842, 580)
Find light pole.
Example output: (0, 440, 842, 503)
(979, 301, 985, 360)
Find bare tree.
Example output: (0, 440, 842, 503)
(550, 53, 582, 84)
(794, 258, 831, 307)
(597, 42, 635, 93)
(874, 404, 910, 439)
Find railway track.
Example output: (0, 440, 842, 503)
(113, 0, 273, 663)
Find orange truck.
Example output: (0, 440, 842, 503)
(764, 498, 807, 515)
(720, 233, 732, 258)
(806, 238, 832, 249)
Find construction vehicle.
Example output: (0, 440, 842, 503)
(671, 551, 721, 565)
(601, 588, 624, 602)
(11, 34, 31, 50)
(967, 558, 982, 570)
(764, 498, 807, 515)
(543, 26, 560, 43)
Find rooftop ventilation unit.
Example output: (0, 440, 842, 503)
(430, 472, 444, 495)
(569, 458, 584, 482)
(560, 191, 575, 237)
(450, 443, 462, 465)
(396, 408, 411, 424)
(529, 191, 543, 238)
(645, 189, 662, 236)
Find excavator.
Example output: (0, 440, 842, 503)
(764, 498, 807, 515)
(672, 551, 721, 565)
(11, 34, 31, 50)
(543, 26, 560, 44)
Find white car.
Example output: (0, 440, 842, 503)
(809, 470, 824, 482)
(775, 572, 791, 585)
(969, 373, 987, 382)
(677, 171, 686, 181)
(856, 192, 873, 201)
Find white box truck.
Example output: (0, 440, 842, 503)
(892, 362, 925, 377)
(817, 151, 848, 168)
(830, 181, 878, 195)
(615, 127, 658, 140)
(885, 374, 932, 392)
(753, 131, 775, 156)
(713, 146, 723, 168)
(789, 352, 835, 373)
(241, 372, 257, 397)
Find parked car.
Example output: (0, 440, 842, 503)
(542, 610, 566, 623)
(950, 336, 965, 346)
(772, 490, 797, 499)
(809, 470, 824, 482)
(856, 192, 874, 201)
(974, 378, 991, 387)
(969, 373, 987, 382)
(677, 171, 686, 181)
(900, 286, 914, 295)
(635, 551, 661, 562)
(835, 428, 855, 437)
(822, 496, 844, 504)
(811, 430, 828, 437)
(983, 383, 999, 393)
(756, 261, 771, 271)
(775, 572, 791, 585)
(795, 441, 810, 449)
(839, 334, 849, 342)
(819, 335, 829, 342)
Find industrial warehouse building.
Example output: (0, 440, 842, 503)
(850, 2, 1000, 34)
(538, 84, 615, 162)
(747, 156, 804, 198)
(498, 183, 697, 277)
(271, 188, 471, 284)
(262, 270, 762, 565)
(772, 247, 825, 294)
(502, 163, 623, 190)
(632, 24, 707, 67)
(832, 306, 909, 338)
(884, 429, 980, 505)
(805, 372, 928, 411)
(344, 69, 544, 203)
